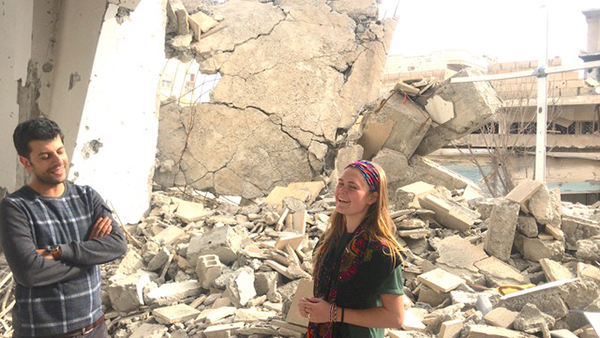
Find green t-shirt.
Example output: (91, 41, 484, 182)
(337, 232, 405, 338)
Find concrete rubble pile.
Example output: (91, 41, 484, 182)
(155, 0, 504, 204)
(0, 178, 599, 337)
(57, 178, 600, 337)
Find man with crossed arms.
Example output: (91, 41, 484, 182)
(0, 117, 128, 337)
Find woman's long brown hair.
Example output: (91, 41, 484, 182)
(313, 162, 402, 271)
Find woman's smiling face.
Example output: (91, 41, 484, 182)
(334, 167, 378, 223)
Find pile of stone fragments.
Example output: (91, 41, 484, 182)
(1, 178, 600, 338)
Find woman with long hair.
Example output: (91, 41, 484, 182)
(299, 160, 405, 337)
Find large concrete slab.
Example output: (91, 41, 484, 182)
(417, 268, 465, 293)
(505, 179, 543, 211)
(414, 68, 502, 156)
(358, 91, 431, 159)
(474, 257, 530, 287)
(418, 194, 480, 231)
(483, 199, 520, 261)
(435, 235, 489, 275)
(153, 303, 201, 324)
(540, 259, 575, 282)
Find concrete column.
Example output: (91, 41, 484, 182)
(0, 0, 33, 192)
(68, 0, 166, 224)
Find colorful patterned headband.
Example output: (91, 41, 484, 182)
(346, 160, 380, 192)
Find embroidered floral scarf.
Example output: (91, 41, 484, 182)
(308, 224, 399, 338)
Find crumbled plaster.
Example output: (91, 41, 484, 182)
(156, 0, 394, 199)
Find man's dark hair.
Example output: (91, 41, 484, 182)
(13, 117, 65, 158)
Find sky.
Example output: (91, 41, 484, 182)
(380, 0, 598, 64)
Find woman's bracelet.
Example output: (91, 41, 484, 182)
(329, 302, 338, 323)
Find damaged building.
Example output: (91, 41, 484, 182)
(382, 8, 600, 204)
(1, 0, 600, 338)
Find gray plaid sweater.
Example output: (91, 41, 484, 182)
(0, 183, 128, 337)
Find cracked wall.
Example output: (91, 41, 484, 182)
(1, 0, 164, 224)
(155, 0, 395, 198)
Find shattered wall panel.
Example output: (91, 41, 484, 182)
(155, 104, 313, 198)
(157, 0, 393, 198)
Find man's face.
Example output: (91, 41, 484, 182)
(20, 135, 69, 187)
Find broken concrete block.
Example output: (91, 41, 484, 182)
(359, 92, 431, 159)
(234, 308, 277, 322)
(439, 318, 464, 338)
(398, 229, 429, 239)
(483, 307, 518, 329)
(520, 236, 564, 261)
(474, 200, 495, 221)
(466, 325, 527, 338)
(147, 246, 171, 271)
(187, 225, 243, 265)
(578, 262, 600, 283)
(174, 198, 212, 223)
(275, 233, 305, 251)
(152, 225, 185, 245)
(417, 284, 450, 307)
(517, 216, 539, 238)
(199, 306, 237, 323)
(402, 308, 427, 331)
(188, 11, 218, 40)
(203, 322, 244, 338)
(483, 199, 520, 261)
(254, 271, 280, 296)
(417, 268, 465, 293)
(265, 260, 310, 280)
(166, 0, 190, 35)
(513, 303, 555, 334)
(559, 279, 600, 331)
(129, 323, 169, 338)
(396, 181, 436, 208)
(169, 33, 193, 51)
(196, 254, 225, 289)
(115, 250, 144, 275)
(414, 68, 502, 156)
(108, 271, 153, 313)
(146, 280, 202, 306)
(418, 194, 480, 231)
(291, 210, 307, 234)
(461, 185, 484, 203)
(498, 278, 576, 318)
(211, 297, 232, 308)
(357, 119, 395, 160)
(529, 185, 555, 225)
(435, 235, 488, 276)
(544, 224, 564, 241)
(505, 179, 544, 212)
(287, 278, 313, 327)
(561, 216, 600, 250)
(226, 266, 256, 307)
(153, 303, 201, 324)
(410, 155, 479, 191)
(474, 257, 530, 287)
(265, 182, 324, 212)
(540, 258, 575, 282)
(372, 148, 410, 193)
(425, 94, 455, 125)
(576, 238, 600, 261)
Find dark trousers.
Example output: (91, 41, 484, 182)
(12, 320, 108, 338)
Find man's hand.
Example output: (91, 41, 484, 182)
(88, 216, 113, 240)
(36, 249, 54, 260)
